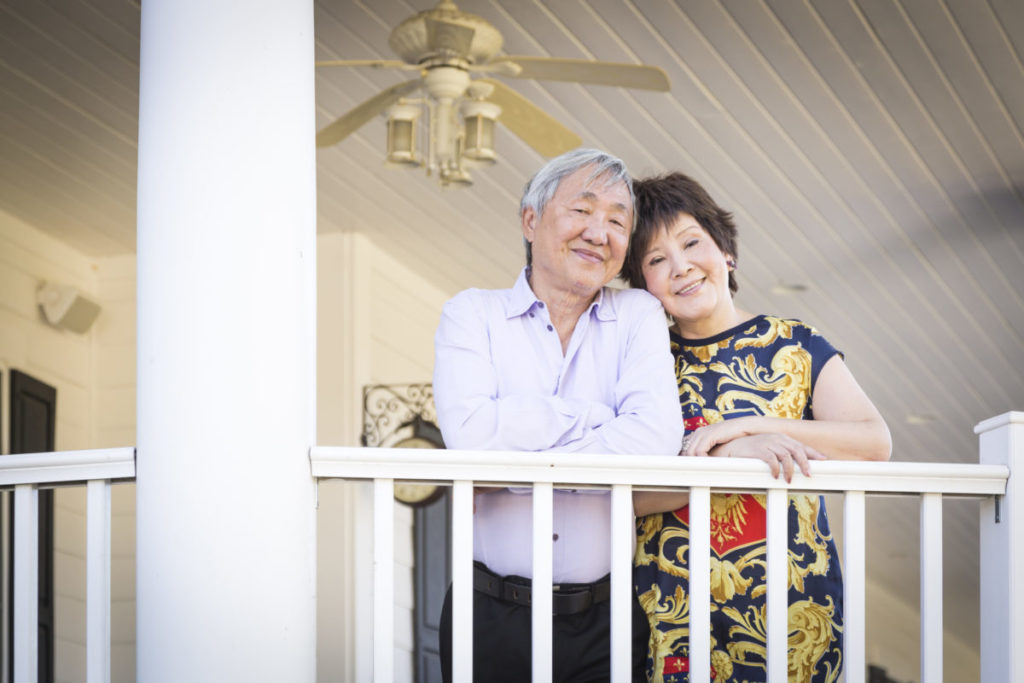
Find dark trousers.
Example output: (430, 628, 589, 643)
(439, 574, 649, 682)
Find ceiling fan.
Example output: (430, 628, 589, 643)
(316, 0, 670, 186)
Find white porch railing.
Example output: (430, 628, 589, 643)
(0, 447, 135, 683)
(310, 411, 1022, 683)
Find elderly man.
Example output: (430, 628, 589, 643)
(433, 148, 683, 682)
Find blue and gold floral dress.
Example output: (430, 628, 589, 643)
(634, 315, 844, 683)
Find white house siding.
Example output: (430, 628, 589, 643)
(0, 209, 97, 683)
(317, 231, 451, 682)
(94, 255, 136, 683)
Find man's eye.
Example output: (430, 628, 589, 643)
(647, 256, 664, 267)
(684, 239, 699, 249)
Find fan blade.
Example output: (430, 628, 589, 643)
(488, 57, 670, 91)
(316, 79, 421, 148)
(315, 59, 415, 70)
(478, 79, 582, 158)
(425, 17, 476, 56)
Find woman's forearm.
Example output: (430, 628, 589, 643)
(633, 490, 690, 516)
(749, 415, 891, 461)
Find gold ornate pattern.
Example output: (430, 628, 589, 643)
(636, 316, 844, 682)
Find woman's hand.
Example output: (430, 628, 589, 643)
(709, 433, 825, 482)
(681, 417, 761, 458)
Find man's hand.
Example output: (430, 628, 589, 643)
(708, 433, 824, 483)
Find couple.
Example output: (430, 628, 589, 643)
(433, 149, 891, 683)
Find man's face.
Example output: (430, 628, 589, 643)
(522, 165, 633, 301)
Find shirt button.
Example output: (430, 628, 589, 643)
(547, 324, 553, 331)
(538, 302, 545, 308)
(529, 312, 535, 318)
(552, 533, 559, 541)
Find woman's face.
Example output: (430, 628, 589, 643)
(640, 212, 736, 337)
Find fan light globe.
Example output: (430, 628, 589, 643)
(385, 103, 422, 166)
(461, 100, 500, 163)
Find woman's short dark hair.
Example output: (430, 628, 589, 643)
(621, 172, 739, 294)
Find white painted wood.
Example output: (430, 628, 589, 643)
(373, 478, 395, 683)
(0, 448, 134, 485)
(977, 411, 1023, 683)
(451, 481, 474, 683)
(13, 484, 38, 683)
(688, 487, 711, 683)
(1, 490, 8, 683)
(531, 482, 553, 683)
(310, 447, 1007, 495)
(610, 485, 633, 682)
(134, 0, 317, 680)
(919, 492, 943, 682)
(86, 479, 112, 683)
(843, 491, 867, 683)
(766, 489, 788, 682)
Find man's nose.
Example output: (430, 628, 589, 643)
(580, 218, 609, 245)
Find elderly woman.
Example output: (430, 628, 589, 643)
(623, 172, 891, 683)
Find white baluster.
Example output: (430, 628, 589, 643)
(610, 484, 633, 681)
(843, 491, 866, 683)
(373, 478, 394, 682)
(920, 492, 943, 682)
(451, 480, 474, 683)
(532, 482, 553, 683)
(689, 487, 711, 683)
(13, 484, 38, 683)
(87, 480, 112, 683)
(766, 489, 788, 681)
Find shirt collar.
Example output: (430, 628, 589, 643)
(506, 267, 619, 322)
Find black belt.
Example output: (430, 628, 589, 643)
(473, 564, 610, 616)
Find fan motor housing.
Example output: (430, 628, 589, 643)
(389, 2, 503, 65)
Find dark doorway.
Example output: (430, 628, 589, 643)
(413, 489, 451, 683)
(5, 369, 56, 683)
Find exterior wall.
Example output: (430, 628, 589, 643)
(0, 209, 98, 683)
(316, 231, 451, 682)
(93, 255, 137, 683)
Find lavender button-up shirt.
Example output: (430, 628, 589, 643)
(433, 269, 682, 582)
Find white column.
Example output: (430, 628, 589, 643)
(135, 0, 317, 679)
(977, 412, 1024, 683)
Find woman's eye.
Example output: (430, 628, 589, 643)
(683, 239, 699, 249)
(647, 256, 664, 267)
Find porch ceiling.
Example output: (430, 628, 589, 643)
(2, 0, 1021, 662)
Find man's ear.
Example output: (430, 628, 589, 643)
(521, 206, 537, 243)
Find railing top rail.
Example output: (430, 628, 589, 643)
(310, 446, 1008, 497)
(0, 447, 136, 487)
(975, 410, 1024, 433)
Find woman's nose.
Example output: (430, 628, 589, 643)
(670, 252, 690, 277)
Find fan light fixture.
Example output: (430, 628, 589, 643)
(385, 103, 421, 166)
(315, 0, 671, 187)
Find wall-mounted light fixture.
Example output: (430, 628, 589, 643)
(37, 282, 101, 334)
